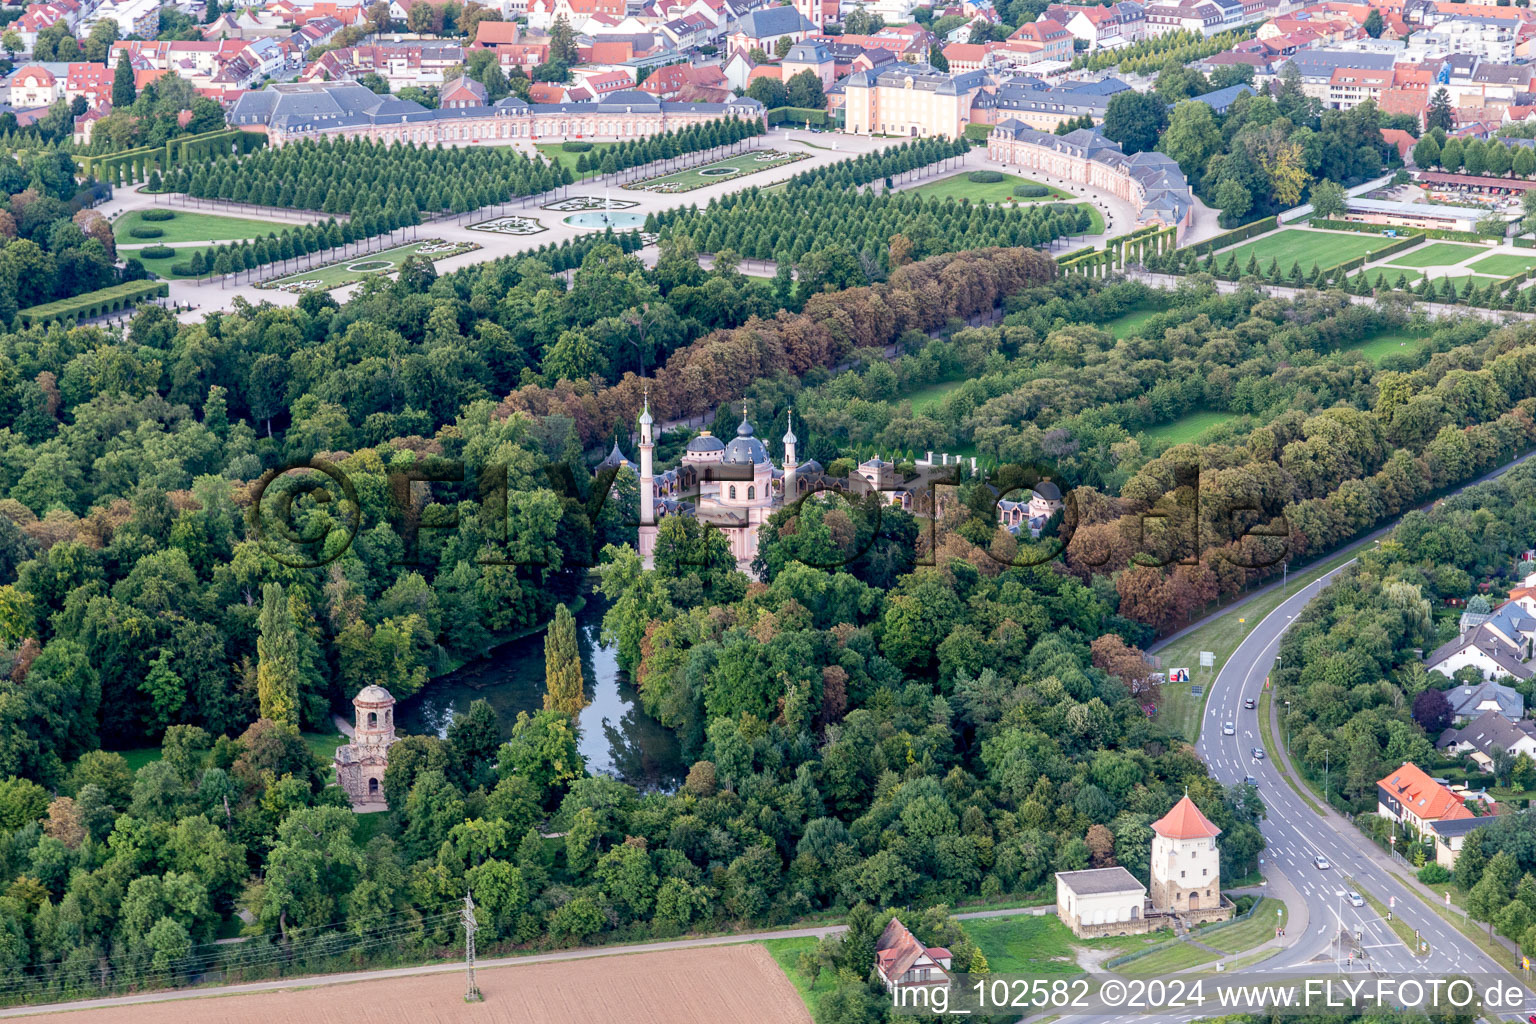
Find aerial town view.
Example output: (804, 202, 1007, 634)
(9, 0, 1536, 1018)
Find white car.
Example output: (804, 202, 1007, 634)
(1315, 855, 1331, 870)
(1346, 891, 1364, 907)
(1223, 722, 1236, 735)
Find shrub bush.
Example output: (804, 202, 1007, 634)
(1014, 184, 1050, 198)
(1417, 863, 1451, 884)
(968, 170, 1004, 184)
(139, 245, 175, 259)
(140, 209, 175, 222)
(129, 226, 164, 239)
(561, 141, 593, 153)
(170, 262, 195, 276)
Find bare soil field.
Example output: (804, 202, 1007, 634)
(14, 945, 812, 1024)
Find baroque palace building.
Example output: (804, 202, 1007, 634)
(228, 80, 765, 147)
(987, 121, 1196, 238)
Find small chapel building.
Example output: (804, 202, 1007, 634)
(334, 685, 398, 811)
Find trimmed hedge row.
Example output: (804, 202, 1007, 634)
(765, 106, 831, 127)
(138, 245, 175, 259)
(560, 140, 593, 153)
(968, 170, 1004, 184)
(1014, 184, 1049, 197)
(140, 209, 175, 222)
(1305, 217, 1496, 246)
(1309, 218, 1417, 236)
(129, 226, 163, 239)
(1183, 216, 1277, 257)
(18, 280, 168, 326)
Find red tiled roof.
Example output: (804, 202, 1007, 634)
(1378, 763, 1474, 822)
(1151, 795, 1222, 839)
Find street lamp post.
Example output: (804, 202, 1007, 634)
(1325, 749, 1330, 806)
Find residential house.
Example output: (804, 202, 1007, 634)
(1376, 762, 1478, 831)
(1004, 17, 1074, 64)
(472, 19, 522, 46)
(526, 0, 627, 31)
(570, 67, 636, 96)
(1426, 605, 1536, 686)
(1436, 708, 1536, 768)
(1445, 678, 1526, 720)
(873, 918, 953, 993)
(439, 75, 488, 106)
(638, 61, 730, 100)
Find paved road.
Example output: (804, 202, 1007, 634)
(1053, 445, 1536, 1024)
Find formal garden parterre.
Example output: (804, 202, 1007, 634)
(623, 150, 807, 194)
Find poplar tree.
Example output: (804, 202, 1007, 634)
(257, 583, 300, 725)
(542, 603, 587, 718)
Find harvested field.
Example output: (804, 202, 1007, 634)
(13, 945, 812, 1024)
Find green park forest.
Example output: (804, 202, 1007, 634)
(0, 64, 1532, 1020)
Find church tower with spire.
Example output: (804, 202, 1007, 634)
(638, 386, 656, 568)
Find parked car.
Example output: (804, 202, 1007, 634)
(1223, 722, 1235, 735)
(1315, 855, 1331, 870)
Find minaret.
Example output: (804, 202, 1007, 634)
(782, 408, 798, 500)
(638, 385, 656, 568)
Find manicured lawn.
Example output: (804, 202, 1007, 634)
(1343, 329, 1430, 364)
(1359, 267, 1422, 289)
(124, 244, 214, 280)
(910, 171, 1071, 204)
(1153, 543, 1363, 742)
(260, 239, 478, 293)
(1423, 273, 1500, 285)
(1217, 229, 1399, 271)
(965, 915, 1167, 976)
(1138, 410, 1234, 445)
(1078, 203, 1106, 235)
(1386, 242, 1487, 269)
(624, 150, 808, 194)
(901, 378, 965, 413)
(762, 937, 834, 1018)
(1099, 306, 1161, 339)
(1117, 941, 1219, 976)
(1467, 252, 1536, 276)
(536, 141, 618, 176)
(1200, 901, 1286, 954)
(114, 208, 291, 245)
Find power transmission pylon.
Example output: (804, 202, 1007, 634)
(462, 892, 483, 1004)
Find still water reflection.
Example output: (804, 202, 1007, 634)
(396, 602, 686, 791)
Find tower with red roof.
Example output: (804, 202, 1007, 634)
(1149, 793, 1231, 921)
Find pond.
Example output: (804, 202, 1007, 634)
(395, 601, 686, 791)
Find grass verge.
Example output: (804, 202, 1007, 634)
(1154, 544, 1361, 742)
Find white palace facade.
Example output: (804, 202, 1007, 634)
(228, 81, 765, 147)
